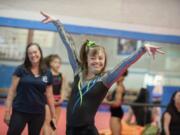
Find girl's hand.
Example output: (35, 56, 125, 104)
(144, 44, 165, 59)
(59, 98, 64, 104)
(106, 92, 112, 101)
(40, 11, 56, 23)
(102, 98, 109, 104)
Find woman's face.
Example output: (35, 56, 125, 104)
(87, 48, 106, 75)
(27, 45, 41, 65)
(174, 92, 180, 111)
(50, 58, 61, 73)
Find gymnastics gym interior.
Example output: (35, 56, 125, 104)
(0, 0, 180, 135)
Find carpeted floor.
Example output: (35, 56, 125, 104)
(0, 105, 110, 135)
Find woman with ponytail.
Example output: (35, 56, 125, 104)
(40, 11, 164, 135)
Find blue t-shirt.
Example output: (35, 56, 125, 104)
(12, 65, 53, 114)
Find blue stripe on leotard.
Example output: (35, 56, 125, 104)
(102, 47, 146, 88)
(72, 78, 98, 113)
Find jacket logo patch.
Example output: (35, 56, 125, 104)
(42, 76, 48, 83)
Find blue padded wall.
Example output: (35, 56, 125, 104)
(0, 64, 16, 88)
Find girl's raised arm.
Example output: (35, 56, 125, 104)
(41, 11, 79, 74)
(102, 44, 164, 88)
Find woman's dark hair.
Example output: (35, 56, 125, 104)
(132, 88, 151, 126)
(166, 91, 180, 112)
(44, 54, 61, 68)
(161, 91, 180, 135)
(79, 40, 107, 75)
(135, 88, 149, 103)
(23, 42, 46, 74)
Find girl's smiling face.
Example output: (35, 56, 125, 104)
(87, 48, 106, 75)
(50, 57, 61, 73)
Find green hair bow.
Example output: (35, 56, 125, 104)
(86, 40, 96, 47)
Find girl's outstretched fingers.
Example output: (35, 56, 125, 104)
(144, 44, 165, 59)
(156, 49, 165, 54)
(40, 11, 54, 23)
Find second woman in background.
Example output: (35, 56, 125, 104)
(103, 70, 128, 135)
(43, 54, 65, 135)
(161, 91, 180, 135)
(125, 88, 152, 126)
